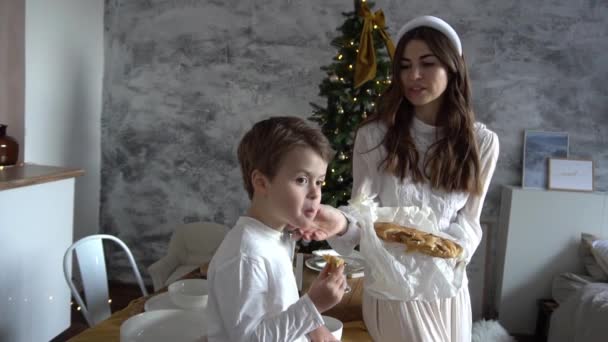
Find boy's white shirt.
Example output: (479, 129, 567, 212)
(206, 216, 324, 342)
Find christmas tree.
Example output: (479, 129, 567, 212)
(310, 0, 394, 208)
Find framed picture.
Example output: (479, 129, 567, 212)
(522, 131, 569, 189)
(548, 158, 594, 192)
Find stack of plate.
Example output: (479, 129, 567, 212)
(121, 279, 208, 341)
(120, 309, 206, 342)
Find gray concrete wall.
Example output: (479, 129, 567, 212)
(101, 1, 608, 297)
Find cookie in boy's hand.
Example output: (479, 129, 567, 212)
(374, 222, 463, 259)
(322, 254, 345, 270)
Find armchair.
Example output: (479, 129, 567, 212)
(148, 221, 229, 291)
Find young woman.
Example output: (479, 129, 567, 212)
(301, 16, 499, 341)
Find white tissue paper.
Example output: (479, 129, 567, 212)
(347, 193, 467, 302)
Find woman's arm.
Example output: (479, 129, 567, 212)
(326, 129, 380, 253)
(443, 130, 500, 262)
(351, 126, 381, 200)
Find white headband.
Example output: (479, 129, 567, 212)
(396, 15, 462, 56)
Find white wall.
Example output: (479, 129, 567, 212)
(0, 179, 76, 341)
(25, 0, 104, 239)
(0, 0, 24, 162)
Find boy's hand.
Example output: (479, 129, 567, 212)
(307, 263, 347, 313)
(296, 204, 348, 241)
(307, 325, 339, 342)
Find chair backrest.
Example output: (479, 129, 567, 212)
(62, 234, 149, 327)
(170, 222, 229, 265)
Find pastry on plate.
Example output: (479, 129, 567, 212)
(322, 254, 345, 269)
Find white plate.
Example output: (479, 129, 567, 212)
(144, 292, 179, 312)
(312, 249, 340, 257)
(120, 309, 206, 342)
(311, 250, 339, 267)
(312, 249, 364, 259)
(305, 255, 365, 275)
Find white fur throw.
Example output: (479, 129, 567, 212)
(472, 320, 516, 342)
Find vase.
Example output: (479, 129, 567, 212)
(0, 124, 19, 166)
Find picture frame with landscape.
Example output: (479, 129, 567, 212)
(522, 130, 569, 189)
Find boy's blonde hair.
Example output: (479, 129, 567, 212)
(237, 116, 334, 199)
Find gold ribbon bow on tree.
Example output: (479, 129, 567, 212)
(354, 2, 395, 88)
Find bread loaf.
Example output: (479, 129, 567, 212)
(374, 222, 463, 259)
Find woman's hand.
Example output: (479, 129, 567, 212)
(296, 204, 349, 241)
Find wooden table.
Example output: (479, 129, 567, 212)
(69, 262, 372, 341)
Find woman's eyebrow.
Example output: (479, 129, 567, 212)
(400, 54, 436, 62)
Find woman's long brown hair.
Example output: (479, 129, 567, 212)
(361, 27, 481, 195)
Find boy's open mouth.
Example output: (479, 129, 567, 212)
(303, 208, 317, 218)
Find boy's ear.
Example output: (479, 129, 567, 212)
(251, 169, 270, 196)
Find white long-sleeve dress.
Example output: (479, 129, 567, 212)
(206, 217, 323, 342)
(329, 117, 499, 342)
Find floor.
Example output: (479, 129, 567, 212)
(50, 282, 545, 342)
(50, 282, 150, 341)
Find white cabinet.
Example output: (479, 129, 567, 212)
(0, 164, 82, 342)
(495, 185, 608, 335)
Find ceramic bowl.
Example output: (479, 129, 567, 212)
(167, 279, 208, 310)
(322, 315, 343, 340)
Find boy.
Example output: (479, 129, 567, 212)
(205, 116, 347, 342)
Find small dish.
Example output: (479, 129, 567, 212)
(312, 249, 340, 257)
(305, 255, 365, 275)
(311, 250, 340, 267)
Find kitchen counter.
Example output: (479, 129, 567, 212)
(0, 163, 83, 191)
(0, 163, 83, 341)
